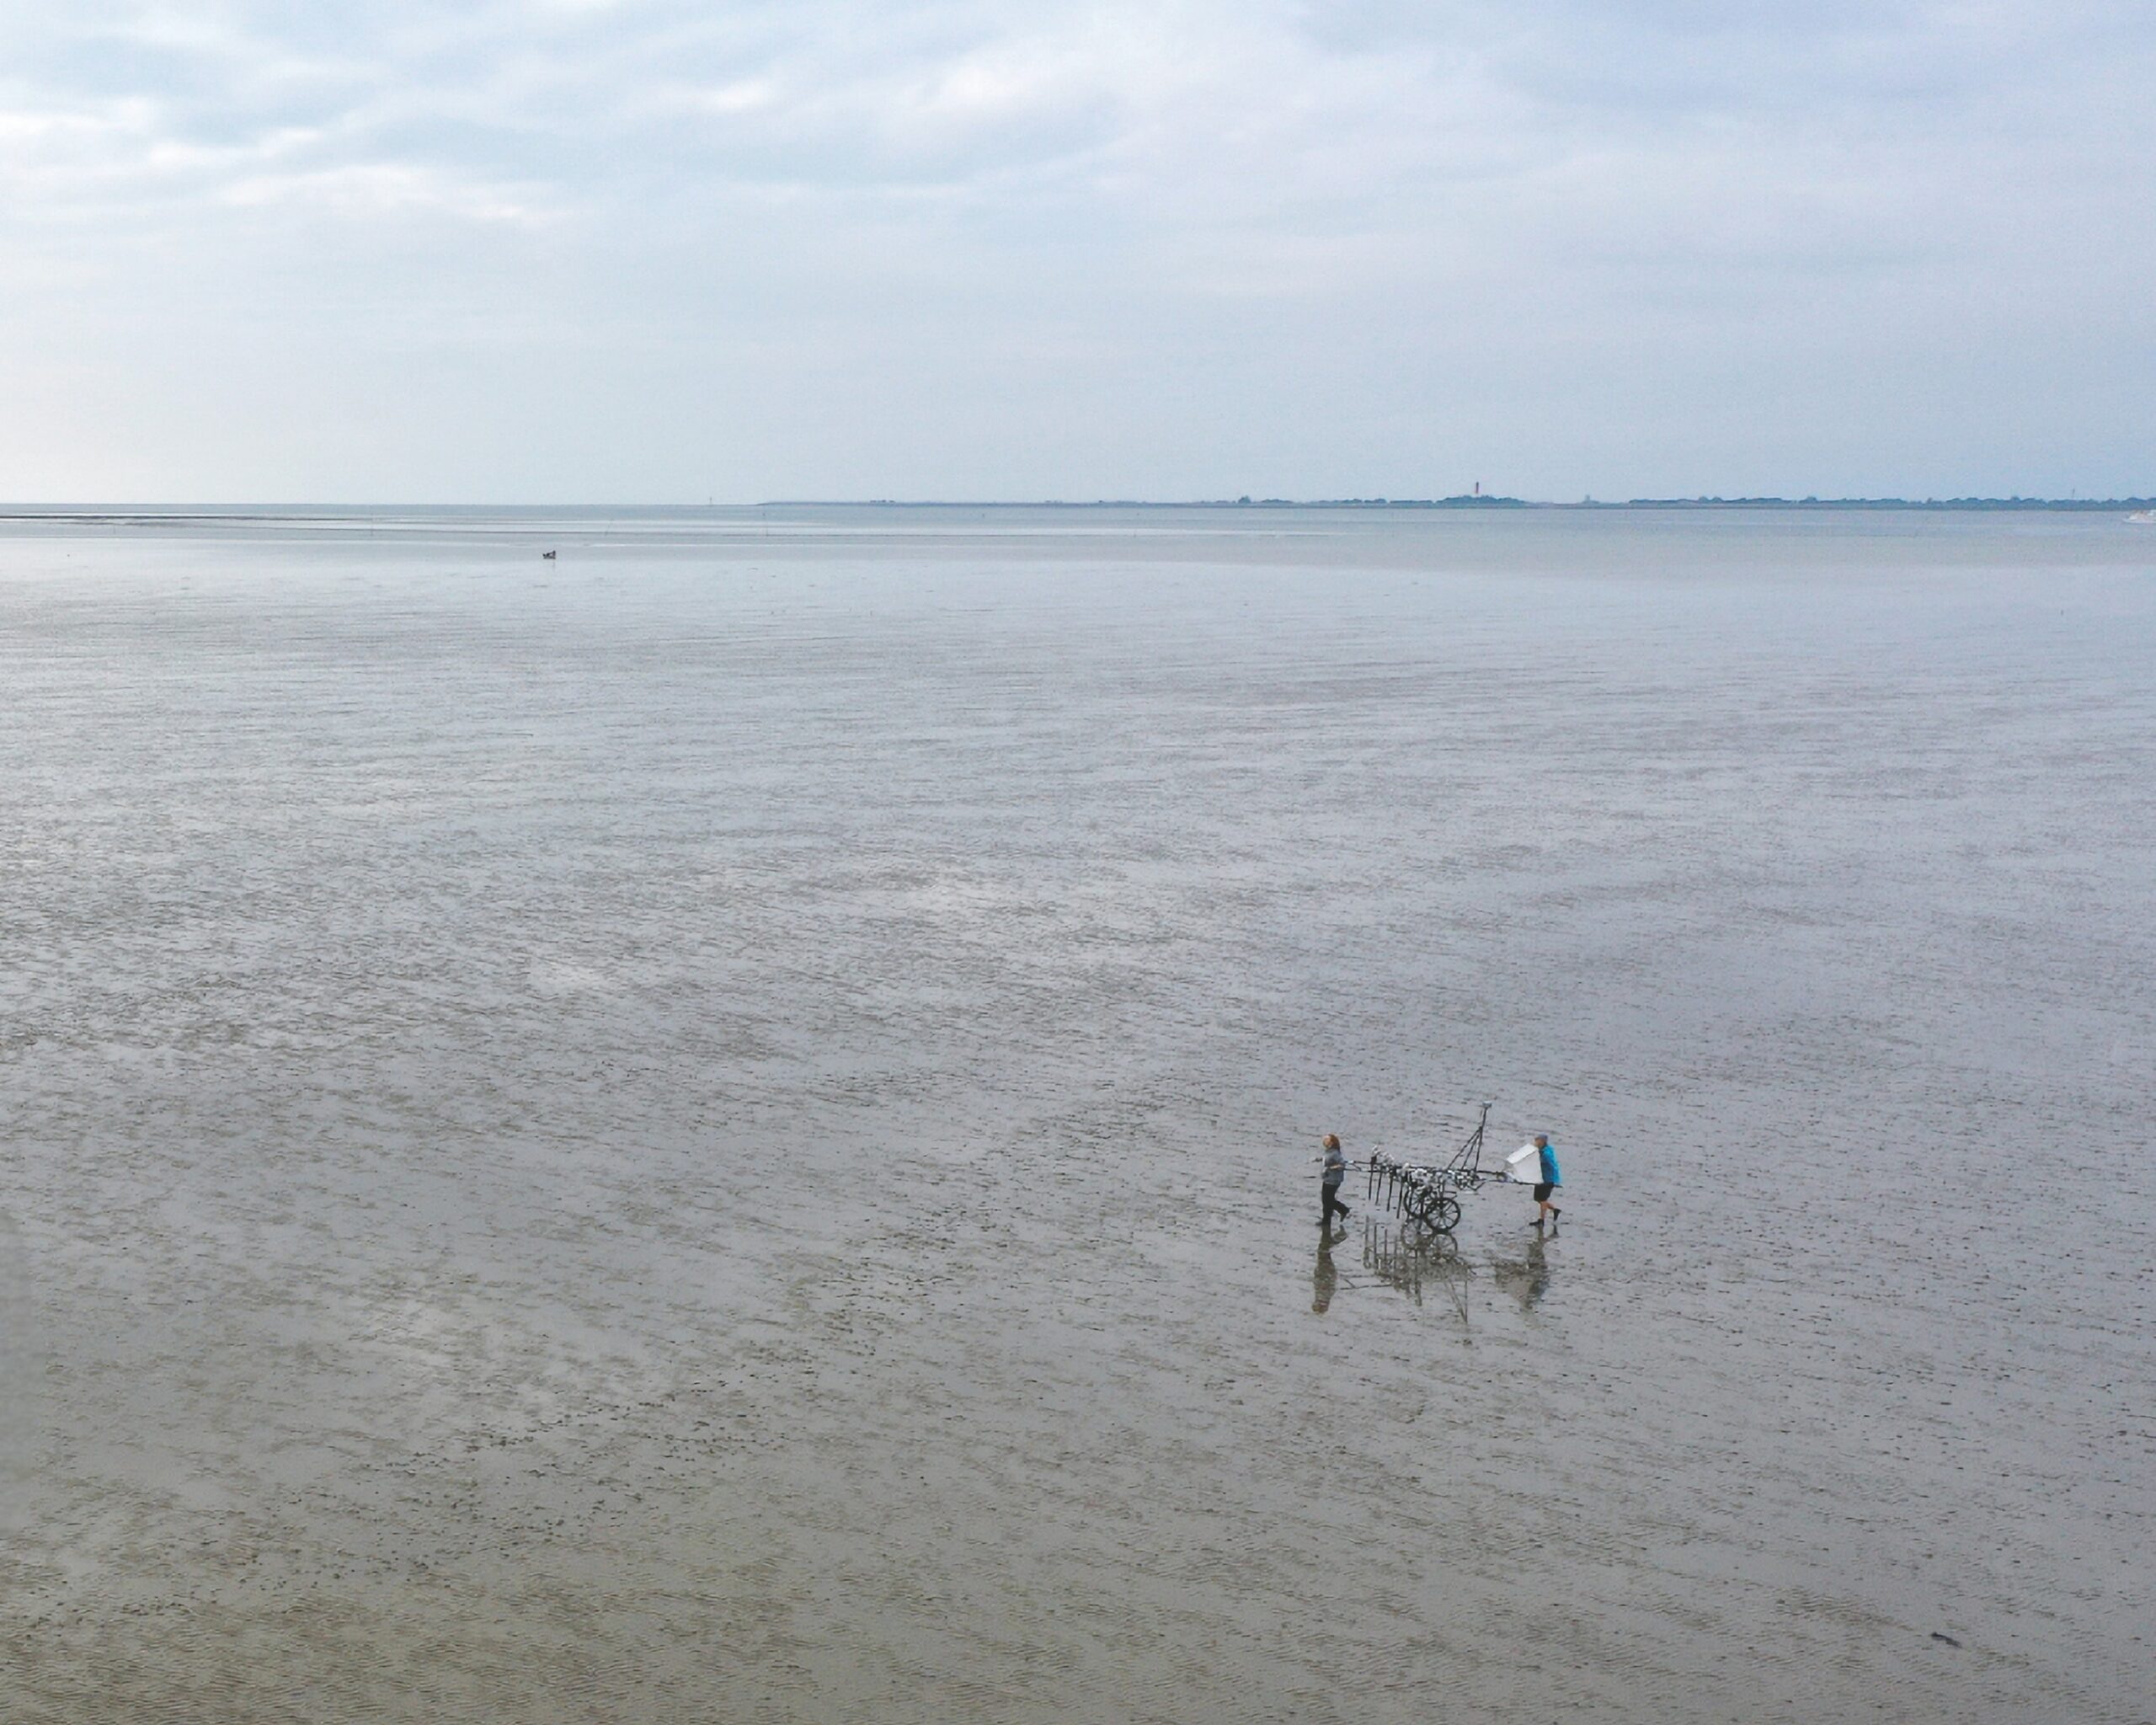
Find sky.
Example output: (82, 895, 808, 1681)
(1, 1, 2151, 503)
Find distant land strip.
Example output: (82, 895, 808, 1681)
(3, 496, 2153, 520)
(782, 495, 2156, 511)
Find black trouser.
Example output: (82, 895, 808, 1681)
(1321, 1180, 1350, 1223)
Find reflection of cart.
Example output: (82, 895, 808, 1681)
(1365, 1103, 1497, 1237)
(1360, 1218, 1473, 1324)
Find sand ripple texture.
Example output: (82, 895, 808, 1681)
(1, 506, 2151, 1723)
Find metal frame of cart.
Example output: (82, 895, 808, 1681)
(1364, 1103, 1497, 1236)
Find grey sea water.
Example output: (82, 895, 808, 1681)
(2, 506, 2152, 1722)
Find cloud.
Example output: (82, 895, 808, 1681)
(11, 3, 2143, 243)
(219, 162, 553, 225)
(0, 1, 2150, 498)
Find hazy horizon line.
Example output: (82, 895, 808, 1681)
(4, 495, 2153, 517)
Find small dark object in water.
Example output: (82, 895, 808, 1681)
(1931, 1632, 1962, 1648)
(542, 549, 558, 560)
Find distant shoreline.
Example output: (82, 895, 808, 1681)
(3, 495, 2151, 519)
(778, 495, 2156, 512)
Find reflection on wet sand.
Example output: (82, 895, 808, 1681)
(1358, 1220, 1475, 1328)
(1492, 1234, 1553, 1315)
(1348, 1220, 1556, 1331)
(1311, 1230, 1342, 1312)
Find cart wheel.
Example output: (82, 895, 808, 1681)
(1403, 1183, 1438, 1223)
(1430, 1194, 1462, 1235)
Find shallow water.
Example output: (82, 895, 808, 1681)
(3, 506, 2152, 1722)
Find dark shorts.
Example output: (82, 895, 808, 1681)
(1533, 1181, 1555, 1202)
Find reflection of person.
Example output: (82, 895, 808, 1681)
(1316, 1134, 1352, 1226)
(1532, 1134, 1561, 1229)
(1521, 1235, 1550, 1310)
(1312, 1234, 1337, 1314)
(1497, 1234, 1553, 1313)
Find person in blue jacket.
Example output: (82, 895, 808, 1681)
(1531, 1134, 1562, 1229)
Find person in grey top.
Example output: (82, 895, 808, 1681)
(1316, 1133, 1352, 1226)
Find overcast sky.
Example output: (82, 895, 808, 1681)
(2, 1, 2150, 502)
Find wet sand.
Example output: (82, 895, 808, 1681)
(2, 508, 2151, 1722)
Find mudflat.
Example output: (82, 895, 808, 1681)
(3, 507, 2150, 1722)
